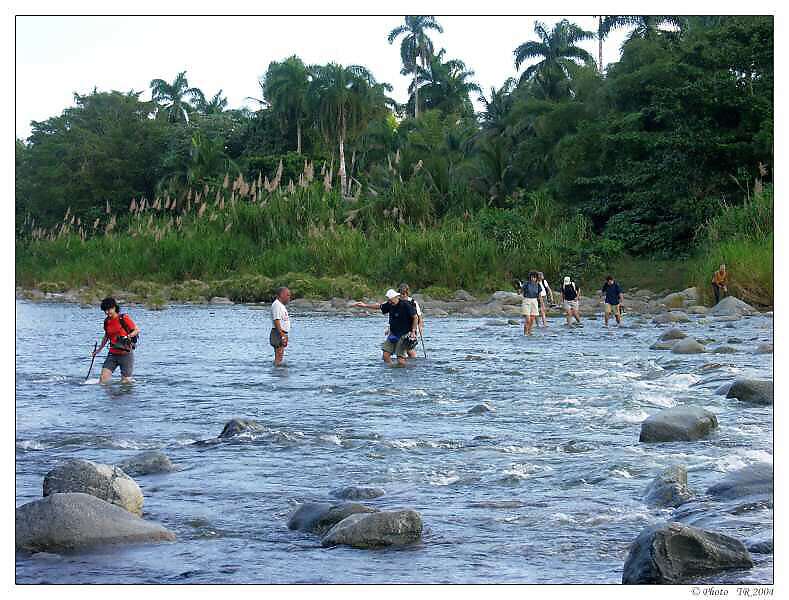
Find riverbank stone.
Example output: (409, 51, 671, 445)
(219, 418, 265, 438)
(489, 291, 521, 305)
(43, 459, 143, 516)
(709, 296, 758, 317)
(16, 492, 175, 552)
(287, 502, 378, 535)
(706, 463, 772, 500)
(726, 379, 773, 406)
(320, 509, 423, 548)
(671, 338, 706, 354)
(643, 466, 694, 508)
(622, 522, 753, 583)
(331, 486, 385, 501)
(117, 451, 174, 476)
(639, 407, 718, 442)
(453, 290, 475, 302)
(659, 328, 687, 341)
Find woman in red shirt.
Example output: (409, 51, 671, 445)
(92, 297, 140, 383)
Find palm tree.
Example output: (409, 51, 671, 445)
(149, 71, 204, 124)
(306, 63, 392, 196)
(194, 90, 228, 115)
(406, 49, 481, 116)
(514, 20, 595, 100)
(387, 16, 443, 119)
(263, 56, 310, 154)
(478, 78, 516, 137)
(601, 15, 686, 44)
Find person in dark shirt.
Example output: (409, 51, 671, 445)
(354, 289, 418, 365)
(600, 275, 624, 327)
(520, 271, 542, 336)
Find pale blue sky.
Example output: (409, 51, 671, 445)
(15, 15, 628, 139)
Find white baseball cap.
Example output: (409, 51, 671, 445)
(563, 276, 571, 285)
(385, 289, 399, 299)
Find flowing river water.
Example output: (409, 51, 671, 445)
(15, 300, 773, 584)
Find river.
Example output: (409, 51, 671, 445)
(15, 300, 774, 584)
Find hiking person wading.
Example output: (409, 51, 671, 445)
(561, 276, 582, 326)
(520, 271, 541, 336)
(398, 283, 424, 359)
(601, 275, 624, 327)
(537, 272, 554, 328)
(270, 287, 291, 366)
(92, 297, 140, 384)
(354, 289, 418, 366)
(711, 264, 729, 304)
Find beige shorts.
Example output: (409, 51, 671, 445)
(564, 300, 579, 311)
(605, 303, 621, 315)
(522, 298, 539, 317)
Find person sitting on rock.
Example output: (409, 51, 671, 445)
(354, 289, 418, 366)
(92, 297, 140, 384)
(711, 264, 728, 304)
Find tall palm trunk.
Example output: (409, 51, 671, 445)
(598, 16, 603, 73)
(338, 112, 347, 196)
(296, 122, 302, 154)
(413, 64, 419, 119)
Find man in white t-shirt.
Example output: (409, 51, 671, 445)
(270, 287, 291, 366)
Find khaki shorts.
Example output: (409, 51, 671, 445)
(563, 300, 579, 311)
(522, 298, 539, 317)
(605, 302, 621, 315)
(381, 336, 412, 358)
(102, 352, 134, 377)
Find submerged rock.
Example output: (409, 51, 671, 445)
(117, 451, 174, 476)
(712, 345, 738, 354)
(468, 403, 495, 415)
(16, 493, 175, 552)
(653, 312, 690, 324)
(755, 343, 773, 354)
(287, 502, 378, 535)
(671, 338, 706, 354)
(219, 418, 265, 439)
(43, 459, 143, 516)
(639, 407, 718, 442)
(622, 522, 753, 584)
(331, 486, 385, 501)
(726, 379, 773, 406)
(643, 466, 694, 508)
(320, 509, 423, 548)
(746, 531, 773, 554)
(659, 328, 688, 341)
(709, 296, 758, 317)
(650, 341, 675, 351)
(707, 462, 773, 500)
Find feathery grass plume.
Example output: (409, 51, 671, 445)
(394, 149, 400, 164)
(250, 178, 257, 197)
(223, 173, 230, 189)
(320, 161, 326, 176)
(323, 168, 333, 192)
(106, 200, 111, 214)
(140, 198, 147, 211)
(198, 202, 207, 218)
(93, 217, 100, 230)
(224, 223, 232, 232)
(287, 180, 295, 194)
(130, 198, 137, 212)
(209, 213, 218, 222)
(219, 196, 225, 210)
(275, 159, 283, 184)
(214, 189, 221, 206)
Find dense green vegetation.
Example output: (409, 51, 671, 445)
(16, 16, 773, 303)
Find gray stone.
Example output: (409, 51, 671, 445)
(707, 463, 773, 500)
(709, 296, 758, 317)
(507, 319, 520, 325)
(671, 338, 706, 354)
(16, 493, 175, 552)
(650, 341, 675, 351)
(659, 328, 688, 341)
(331, 486, 385, 501)
(745, 531, 773, 554)
(688, 305, 709, 315)
(622, 522, 753, 583)
(117, 451, 174, 476)
(43, 459, 143, 516)
(453, 289, 476, 302)
(727, 337, 743, 344)
(489, 291, 522, 305)
(755, 343, 773, 354)
(712, 345, 738, 354)
(653, 312, 690, 324)
(320, 509, 423, 548)
(287, 502, 378, 535)
(643, 466, 694, 507)
(661, 292, 687, 309)
(468, 403, 495, 415)
(726, 379, 773, 406)
(639, 407, 718, 442)
(219, 418, 265, 438)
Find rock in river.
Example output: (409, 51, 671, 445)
(653, 312, 690, 324)
(468, 403, 495, 415)
(639, 407, 718, 442)
(331, 486, 385, 500)
(117, 451, 174, 476)
(706, 462, 773, 500)
(708, 296, 758, 317)
(671, 338, 706, 354)
(622, 522, 753, 584)
(643, 466, 694, 508)
(43, 459, 143, 516)
(16, 492, 175, 552)
(219, 418, 265, 438)
(320, 509, 423, 548)
(287, 502, 378, 535)
(726, 379, 773, 406)
(659, 328, 687, 341)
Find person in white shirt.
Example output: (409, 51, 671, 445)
(270, 287, 291, 366)
(398, 283, 423, 358)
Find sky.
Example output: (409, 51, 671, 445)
(15, 15, 629, 139)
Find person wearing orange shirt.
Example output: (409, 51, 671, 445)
(711, 264, 728, 304)
(92, 297, 140, 384)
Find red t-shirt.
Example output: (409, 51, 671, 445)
(104, 314, 137, 355)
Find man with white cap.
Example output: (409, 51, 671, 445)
(560, 276, 582, 326)
(354, 289, 418, 365)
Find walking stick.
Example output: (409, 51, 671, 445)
(85, 342, 98, 382)
(418, 330, 428, 359)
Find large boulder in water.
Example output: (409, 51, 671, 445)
(117, 451, 174, 476)
(43, 459, 143, 516)
(488, 291, 521, 305)
(706, 463, 773, 500)
(287, 502, 378, 535)
(661, 293, 687, 309)
(622, 522, 753, 583)
(726, 379, 773, 406)
(709, 296, 758, 317)
(331, 486, 385, 500)
(643, 466, 694, 507)
(320, 509, 423, 548)
(671, 338, 706, 354)
(453, 289, 476, 302)
(16, 492, 175, 552)
(219, 418, 265, 438)
(659, 328, 687, 341)
(639, 407, 718, 442)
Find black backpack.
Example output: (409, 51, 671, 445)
(105, 313, 139, 350)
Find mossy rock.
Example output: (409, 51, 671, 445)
(38, 281, 68, 293)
